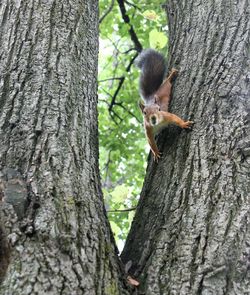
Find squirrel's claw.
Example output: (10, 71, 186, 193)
(182, 121, 194, 129)
(153, 151, 161, 162)
(170, 68, 178, 75)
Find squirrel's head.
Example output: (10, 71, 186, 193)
(139, 101, 163, 127)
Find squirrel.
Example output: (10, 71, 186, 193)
(136, 49, 193, 161)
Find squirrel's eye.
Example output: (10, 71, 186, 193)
(143, 111, 146, 115)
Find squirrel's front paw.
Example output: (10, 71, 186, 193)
(152, 150, 162, 162)
(171, 68, 178, 75)
(182, 121, 194, 129)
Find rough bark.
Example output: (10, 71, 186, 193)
(0, 1, 128, 294)
(122, 1, 250, 294)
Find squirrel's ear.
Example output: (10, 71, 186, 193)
(139, 101, 145, 112)
(154, 95, 158, 104)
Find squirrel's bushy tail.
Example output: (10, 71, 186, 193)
(136, 49, 166, 100)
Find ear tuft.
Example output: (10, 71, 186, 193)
(154, 95, 159, 104)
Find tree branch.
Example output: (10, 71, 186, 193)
(116, 0, 142, 52)
(115, 102, 141, 123)
(107, 207, 137, 213)
(124, 0, 141, 10)
(98, 77, 123, 83)
(100, 0, 143, 118)
(99, 0, 115, 24)
(108, 53, 138, 113)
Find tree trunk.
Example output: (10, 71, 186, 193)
(122, 1, 250, 294)
(0, 1, 128, 294)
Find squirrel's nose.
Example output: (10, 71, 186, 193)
(151, 116, 157, 125)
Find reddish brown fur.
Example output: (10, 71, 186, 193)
(140, 69, 193, 161)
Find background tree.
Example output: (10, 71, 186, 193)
(121, 1, 250, 294)
(0, 1, 129, 294)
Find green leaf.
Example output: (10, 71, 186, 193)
(149, 29, 168, 49)
(142, 10, 159, 21)
(110, 184, 131, 203)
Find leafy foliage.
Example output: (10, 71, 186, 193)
(98, 0, 167, 250)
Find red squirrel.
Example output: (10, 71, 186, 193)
(136, 49, 193, 161)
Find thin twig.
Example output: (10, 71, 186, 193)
(115, 102, 141, 123)
(99, 0, 115, 24)
(104, 150, 112, 182)
(108, 53, 138, 113)
(99, 89, 141, 123)
(98, 77, 123, 83)
(124, 0, 141, 10)
(109, 112, 119, 125)
(107, 206, 137, 213)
